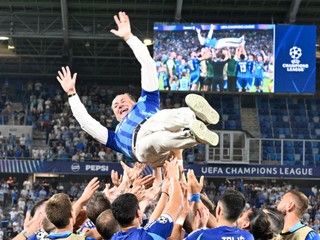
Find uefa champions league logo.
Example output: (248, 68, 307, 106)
(289, 46, 302, 64)
(282, 45, 308, 72)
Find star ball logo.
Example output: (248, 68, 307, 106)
(282, 46, 309, 72)
(289, 46, 302, 62)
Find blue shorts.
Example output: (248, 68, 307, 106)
(236, 78, 248, 89)
(190, 73, 200, 85)
(254, 77, 263, 87)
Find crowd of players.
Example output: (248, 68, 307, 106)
(154, 28, 275, 93)
(0, 167, 320, 240)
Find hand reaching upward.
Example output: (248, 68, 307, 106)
(110, 11, 133, 41)
(56, 66, 77, 95)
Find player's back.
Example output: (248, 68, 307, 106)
(236, 60, 248, 78)
(185, 226, 254, 240)
(246, 60, 255, 78)
(179, 77, 190, 91)
(170, 81, 179, 91)
(188, 59, 200, 74)
(254, 62, 265, 78)
(111, 228, 150, 240)
(111, 214, 173, 240)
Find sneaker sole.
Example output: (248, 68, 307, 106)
(185, 94, 219, 125)
(190, 120, 219, 146)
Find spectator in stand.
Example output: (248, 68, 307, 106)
(24, 134, 32, 151)
(0, 132, 4, 151)
(105, 148, 115, 161)
(98, 148, 106, 161)
(19, 134, 26, 151)
(9, 207, 18, 221)
(7, 133, 15, 151)
(0, 227, 4, 240)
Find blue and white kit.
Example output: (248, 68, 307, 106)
(111, 214, 173, 240)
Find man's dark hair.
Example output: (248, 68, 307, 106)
(124, 93, 136, 103)
(30, 198, 48, 217)
(86, 192, 111, 224)
(264, 207, 284, 236)
(216, 52, 223, 59)
(240, 54, 245, 60)
(96, 209, 120, 239)
(248, 208, 273, 240)
(46, 193, 72, 229)
(219, 190, 245, 222)
(248, 53, 255, 59)
(111, 193, 139, 228)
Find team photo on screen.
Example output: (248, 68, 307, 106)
(153, 23, 316, 94)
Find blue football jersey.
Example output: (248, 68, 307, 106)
(111, 214, 173, 240)
(185, 226, 254, 240)
(254, 62, 265, 78)
(179, 77, 190, 91)
(106, 89, 160, 159)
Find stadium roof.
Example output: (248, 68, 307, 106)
(0, 0, 319, 83)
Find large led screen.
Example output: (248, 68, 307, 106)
(153, 23, 316, 94)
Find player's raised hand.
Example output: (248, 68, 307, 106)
(79, 177, 100, 203)
(187, 169, 204, 194)
(110, 11, 133, 41)
(111, 170, 123, 187)
(56, 66, 77, 95)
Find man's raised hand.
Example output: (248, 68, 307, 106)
(110, 11, 133, 41)
(56, 66, 77, 95)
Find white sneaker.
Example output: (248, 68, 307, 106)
(185, 94, 219, 125)
(190, 120, 219, 146)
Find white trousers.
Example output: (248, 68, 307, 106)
(215, 36, 245, 49)
(135, 107, 198, 167)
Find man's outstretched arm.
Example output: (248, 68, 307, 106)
(111, 11, 158, 92)
(57, 66, 109, 145)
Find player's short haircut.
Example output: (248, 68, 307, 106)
(96, 209, 120, 239)
(42, 215, 56, 234)
(46, 193, 72, 229)
(240, 54, 245, 60)
(124, 93, 136, 103)
(287, 189, 309, 217)
(170, 76, 178, 81)
(86, 192, 111, 224)
(111, 193, 139, 228)
(219, 190, 245, 222)
(30, 198, 48, 217)
(247, 208, 273, 240)
(264, 207, 284, 236)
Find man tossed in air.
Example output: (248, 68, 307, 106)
(57, 12, 219, 167)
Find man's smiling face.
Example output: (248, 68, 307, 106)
(112, 94, 135, 122)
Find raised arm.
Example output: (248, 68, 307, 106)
(111, 11, 158, 92)
(72, 177, 100, 218)
(196, 28, 205, 46)
(162, 160, 183, 222)
(57, 66, 109, 145)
